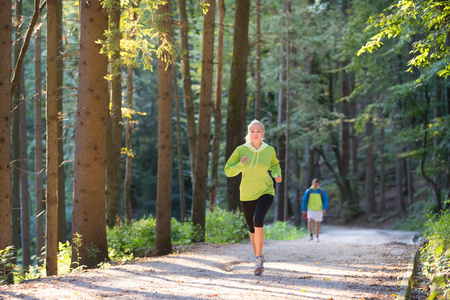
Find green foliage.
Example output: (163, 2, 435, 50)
(205, 207, 248, 244)
(264, 222, 306, 240)
(107, 217, 157, 259)
(357, 0, 450, 80)
(421, 210, 450, 299)
(0, 246, 14, 285)
(393, 200, 435, 232)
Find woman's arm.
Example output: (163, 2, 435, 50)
(224, 148, 245, 177)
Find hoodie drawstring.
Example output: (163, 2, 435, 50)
(248, 152, 260, 169)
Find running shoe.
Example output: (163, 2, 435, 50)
(254, 255, 264, 276)
(315, 236, 320, 242)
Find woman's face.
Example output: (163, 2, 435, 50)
(249, 124, 264, 144)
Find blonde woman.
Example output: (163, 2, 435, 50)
(225, 120, 282, 276)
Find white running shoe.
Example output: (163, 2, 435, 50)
(315, 236, 320, 242)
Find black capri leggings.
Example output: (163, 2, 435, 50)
(240, 194, 274, 233)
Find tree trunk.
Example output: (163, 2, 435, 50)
(106, 3, 123, 228)
(57, 0, 66, 244)
(275, 0, 288, 221)
(19, 63, 31, 270)
(341, 70, 350, 175)
(124, 65, 133, 223)
(226, 0, 250, 212)
(0, 0, 13, 283)
(192, 0, 216, 241)
(71, 0, 109, 268)
(155, 0, 174, 256)
(379, 110, 385, 212)
(209, 0, 225, 212)
(11, 0, 23, 263)
(291, 149, 301, 225)
(123, 1, 138, 223)
(34, 17, 44, 264)
(177, 0, 196, 190)
(46, 0, 59, 276)
(255, 0, 261, 120)
(364, 118, 376, 214)
(283, 2, 291, 221)
(173, 65, 186, 221)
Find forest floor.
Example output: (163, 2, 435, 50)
(0, 225, 421, 300)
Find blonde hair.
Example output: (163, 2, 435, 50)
(244, 120, 265, 142)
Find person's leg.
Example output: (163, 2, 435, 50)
(249, 231, 256, 255)
(240, 200, 258, 256)
(253, 194, 273, 256)
(308, 218, 314, 235)
(315, 221, 321, 236)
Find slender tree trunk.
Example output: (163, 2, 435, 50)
(19, 64, 31, 270)
(209, 0, 225, 212)
(379, 110, 386, 212)
(106, 2, 123, 228)
(0, 0, 13, 283)
(226, 0, 250, 212)
(123, 1, 139, 223)
(155, 0, 174, 255)
(46, 0, 59, 276)
(275, 0, 288, 221)
(57, 0, 66, 244)
(283, 2, 291, 221)
(11, 0, 23, 263)
(34, 18, 44, 264)
(124, 66, 133, 223)
(177, 0, 196, 189)
(255, 0, 261, 120)
(342, 70, 350, 175)
(173, 65, 186, 221)
(71, 0, 109, 268)
(291, 149, 300, 225)
(351, 102, 359, 175)
(192, 0, 216, 241)
(421, 86, 441, 212)
(364, 118, 376, 213)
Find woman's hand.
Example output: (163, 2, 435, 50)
(241, 156, 248, 164)
(275, 176, 282, 183)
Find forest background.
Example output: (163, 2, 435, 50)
(0, 0, 449, 286)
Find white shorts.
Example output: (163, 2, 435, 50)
(307, 210, 323, 222)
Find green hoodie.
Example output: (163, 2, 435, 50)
(224, 142, 282, 201)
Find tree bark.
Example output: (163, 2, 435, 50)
(226, 0, 250, 212)
(283, 1, 291, 221)
(124, 66, 133, 223)
(364, 118, 376, 214)
(71, 0, 109, 268)
(155, 0, 174, 255)
(209, 0, 225, 212)
(19, 61, 31, 270)
(11, 0, 23, 263)
(173, 65, 186, 221)
(34, 16, 45, 265)
(341, 70, 350, 175)
(192, 0, 216, 241)
(57, 0, 66, 244)
(106, 2, 123, 228)
(255, 0, 261, 120)
(379, 110, 386, 212)
(177, 0, 196, 190)
(123, 1, 139, 223)
(46, 0, 59, 276)
(0, 0, 13, 283)
(275, 0, 288, 221)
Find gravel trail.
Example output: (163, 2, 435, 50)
(0, 226, 420, 300)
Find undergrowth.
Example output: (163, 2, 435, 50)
(421, 209, 450, 300)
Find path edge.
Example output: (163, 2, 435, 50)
(397, 236, 426, 300)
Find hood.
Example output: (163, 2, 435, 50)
(244, 142, 269, 169)
(244, 141, 269, 152)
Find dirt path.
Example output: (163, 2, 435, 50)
(0, 226, 420, 300)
